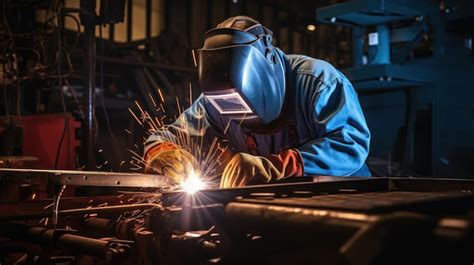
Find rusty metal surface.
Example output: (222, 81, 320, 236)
(0, 156, 38, 168)
(0, 168, 171, 188)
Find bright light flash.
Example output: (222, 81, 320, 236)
(306, 24, 317, 31)
(181, 172, 205, 194)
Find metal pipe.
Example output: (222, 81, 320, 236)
(0, 203, 158, 222)
(0, 223, 131, 260)
(83, 217, 116, 234)
(369, 24, 390, 64)
(80, 0, 97, 169)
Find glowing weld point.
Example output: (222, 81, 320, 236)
(181, 172, 205, 194)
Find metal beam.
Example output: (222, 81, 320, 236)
(109, 23, 115, 41)
(145, 0, 152, 52)
(126, 0, 133, 41)
(162, 178, 389, 206)
(0, 168, 171, 188)
(80, 0, 97, 170)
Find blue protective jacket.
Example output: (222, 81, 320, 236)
(145, 49, 371, 177)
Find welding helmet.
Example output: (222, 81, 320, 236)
(198, 16, 286, 126)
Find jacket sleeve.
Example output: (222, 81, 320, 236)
(144, 95, 217, 157)
(298, 75, 371, 176)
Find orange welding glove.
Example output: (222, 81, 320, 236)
(145, 142, 198, 185)
(220, 149, 303, 188)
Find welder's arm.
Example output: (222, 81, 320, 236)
(144, 95, 211, 156)
(298, 76, 370, 176)
(144, 95, 215, 181)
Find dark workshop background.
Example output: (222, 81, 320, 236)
(0, 0, 473, 178)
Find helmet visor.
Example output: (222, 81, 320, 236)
(205, 91, 253, 115)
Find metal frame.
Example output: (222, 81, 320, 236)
(162, 177, 474, 206)
(316, 0, 431, 27)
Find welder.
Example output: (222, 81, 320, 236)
(144, 16, 371, 188)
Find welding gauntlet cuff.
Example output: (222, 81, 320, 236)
(145, 142, 198, 185)
(220, 149, 304, 188)
(267, 148, 304, 179)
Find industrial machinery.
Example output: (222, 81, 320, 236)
(1, 168, 474, 264)
(316, 0, 474, 178)
(316, 0, 439, 176)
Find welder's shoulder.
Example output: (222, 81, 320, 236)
(287, 54, 347, 87)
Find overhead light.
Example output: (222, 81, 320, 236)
(307, 24, 316, 31)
